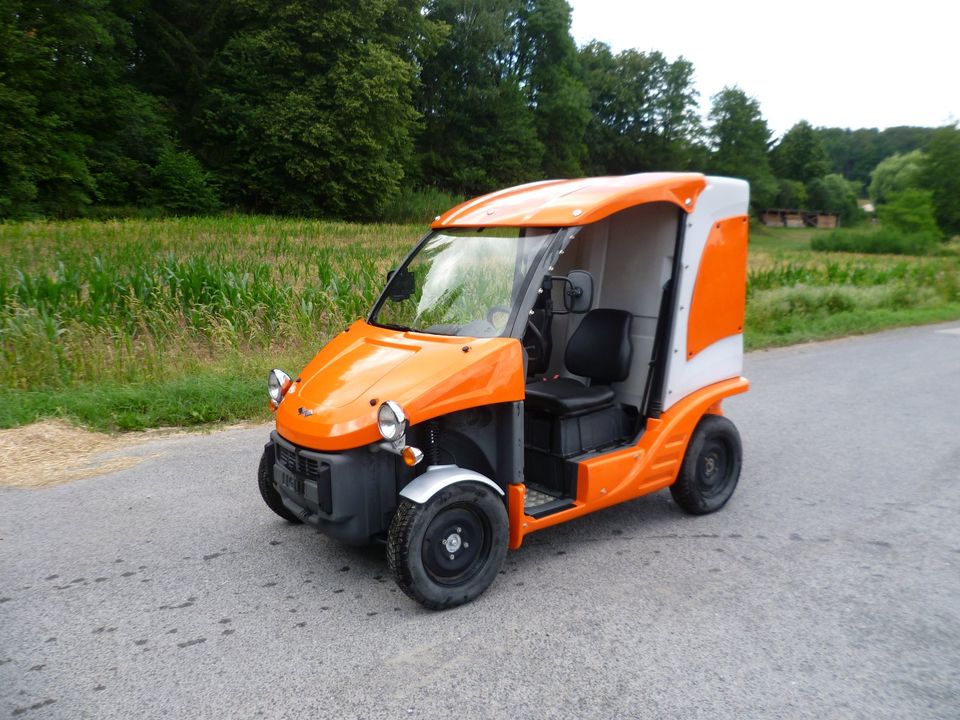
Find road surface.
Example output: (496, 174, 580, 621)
(2, 323, 959, 719)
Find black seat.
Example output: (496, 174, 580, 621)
(525, 308, 633, 417)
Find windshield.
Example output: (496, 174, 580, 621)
(370, 227, 555, 337)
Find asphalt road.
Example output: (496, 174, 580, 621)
(2, 323, 960, 719)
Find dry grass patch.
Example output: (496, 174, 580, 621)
(0, 421, 150, 488)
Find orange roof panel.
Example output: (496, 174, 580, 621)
(432, 172, 707, 229)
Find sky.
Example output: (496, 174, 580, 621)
(567, 0, 958, 138)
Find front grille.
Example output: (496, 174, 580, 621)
(272, 435, 334, 514)
(276, 443, 326, 482)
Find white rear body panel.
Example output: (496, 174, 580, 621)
(662, 176, 749, 411)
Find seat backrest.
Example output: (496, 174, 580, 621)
(564, 308, 633, 384)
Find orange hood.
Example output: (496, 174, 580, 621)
(275, 319, 525, 451)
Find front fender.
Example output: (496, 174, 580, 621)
(399, 464, 504, 505)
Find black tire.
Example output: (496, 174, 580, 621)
(387, 482, 508, 610)
(257, 448, 302, 524)
(670, 414, 742, 515)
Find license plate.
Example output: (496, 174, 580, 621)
(276, 466, 301, 494)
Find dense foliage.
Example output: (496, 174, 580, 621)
(816, 126, 937, 187)
(919, 125, 960, 236)
(0, 0, 949, 224)
(869, 151, 926, 205)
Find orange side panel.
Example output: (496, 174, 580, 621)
(507, 485, 527, 550)
(507, 376, 749, 549)
(687, 216, 749, 359)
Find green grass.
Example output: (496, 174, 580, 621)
(745, 225, 960, 347)
(1, 219, 959, 431)
(0, 370, 264, 430)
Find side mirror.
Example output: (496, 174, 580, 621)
(386, 267, 415, 302)
(564, 270, 593, 313)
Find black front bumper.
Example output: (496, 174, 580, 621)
(267, 431, 399, 545)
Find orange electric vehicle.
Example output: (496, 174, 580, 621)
(258, 172, 750, 609)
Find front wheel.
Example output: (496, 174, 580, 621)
(670, 414, 742, 515)
(257, 447, 303, 524)
(387, 482, 508, 610)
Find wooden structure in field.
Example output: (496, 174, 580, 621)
(760, 209, 838, 229)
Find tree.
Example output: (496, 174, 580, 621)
(0, 0, 222, 217)
(0, 0, 176, 217)
(131, 0, 238, 153)
(869, 150, 925, 205)
(518, 0, 590, 178)
(919, 124, 960, 236)
(816, 126, 935, 186)
(816, 127, 879, 185)
(806, 174, 861, 225)
(770, 121, 829, 184)
(774, 179, 807, 209)
(416, 0, 590, 192)
(878, 189, 940, 237)
(706, 86, 776, 208)
(200, 0, 440, 216)
(579, 42, 701, 175)
(0, 1, 87, 216)
(416, 0, 545, 194)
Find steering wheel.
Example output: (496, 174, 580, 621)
(486, 304, 511, 326)
(486, 304, 546, 363)
(522, 317, 546, 366)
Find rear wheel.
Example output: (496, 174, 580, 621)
(257, 447, 302, 523)
(670, 414, 742, 515)
(387, 482, 508, 610)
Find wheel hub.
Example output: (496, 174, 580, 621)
(442, 532, 462, 554)
(422, 507, 488, 586)
(703, 455, 717, 477)
(696, 441, 731, 498)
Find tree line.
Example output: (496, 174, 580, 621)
(2, 0, 957, 233)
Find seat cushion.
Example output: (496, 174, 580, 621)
(525, 378, 615, 417)
(565, 308, 633, 384)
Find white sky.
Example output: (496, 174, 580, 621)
(567, 0, 958, 138)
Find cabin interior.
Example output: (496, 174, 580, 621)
(520, 201, 682, 515)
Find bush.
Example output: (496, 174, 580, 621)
(812, 189, 943, 255)
(811, 227, 940, 255)
(150, 148, 220, 215)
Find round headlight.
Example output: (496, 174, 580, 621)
(268, 369, 292, 403)
(377, 401, 406, 441)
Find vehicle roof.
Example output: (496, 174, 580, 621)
(432, 172, 707, 229)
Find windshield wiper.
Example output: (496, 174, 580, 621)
(377, 322, 411, 332)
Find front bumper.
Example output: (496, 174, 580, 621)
(267, 431, 399, 545)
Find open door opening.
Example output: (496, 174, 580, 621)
(521, 202, 685, 514)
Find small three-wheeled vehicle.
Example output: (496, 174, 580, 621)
(258, 173, 750, 609)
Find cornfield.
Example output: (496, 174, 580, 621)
(1, 218, 958, 429)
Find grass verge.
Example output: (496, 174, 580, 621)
(0, 371, 269, 432)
